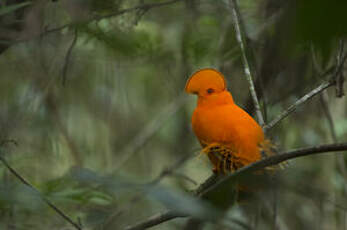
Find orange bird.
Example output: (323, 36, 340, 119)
(185, 68, 269, 173)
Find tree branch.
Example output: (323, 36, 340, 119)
(115, 95, 186, 170)
(92, 0, 183, 22)
(229, 0, 265, 126)
(264, 80, 334, 131)
(0, 154, 82, 230)
(201, 142, 347, 196)
(62, 29, 78, 86)
(334, 39, 345, 97)
(124, 210, 186, 230)
(319, 93, 347, 189)
(264, 51, 347, 131)
(124, 142, 347, 229)
(13, 0, 184, 43)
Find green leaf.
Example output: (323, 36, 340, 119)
(0, 2, 32, 17)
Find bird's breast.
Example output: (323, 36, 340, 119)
(191, 104, 264, 161)
(192, 105, 239, 145)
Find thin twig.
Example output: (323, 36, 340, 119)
(169, 172, 198, 185)
(149, 154, 194, 185)
(124, 210, 186, 230)
(114, 154, 193, 229)
(262, 196, 289, 230)
(0, 155, 82, 230)
(229, 0, 264, 126)
(86, 0, 183, 23)
(13, 0, 183, 43)
(310, 44, 323, 74)
(335, 39, 345, 97)
(320, 93, 347, 189)
(271, 184, 278, 230)
(278, 178, 347, 211)
(312, 42, 347, 200)
(264, 45, 347, 132)
(265, 52, 347, 131)
(319, 94, 338, 142)
(62, 29, 78, 86)
(124, 142, 347, 229)
(194, 173, 221, 197)
(310, 46, 336, 141)
(115, 95, 186, 170)
(264, 80, 334, 131)
(0, 139, 18, 147)
(225, 217, 254, 230)
(125, 175, 221, 230)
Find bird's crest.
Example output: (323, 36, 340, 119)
(185, 68, 227, 96)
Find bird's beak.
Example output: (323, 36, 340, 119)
(185, 89, 198, 95)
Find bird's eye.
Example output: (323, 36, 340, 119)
(207, 88, 214, 94)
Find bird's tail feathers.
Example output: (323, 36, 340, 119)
(259, 139, 289, 169)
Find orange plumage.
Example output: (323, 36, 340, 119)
(185, 68, 267, 173)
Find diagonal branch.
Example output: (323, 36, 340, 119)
(124, 210, 186, 230)
(264, 80, 334, 131)
(229, 0, 264, 126)
(115, 95, 186, 170)
(0, 154, 82, 230)
(62, 29, 78, 86)
(201, 142, 347, 196)
(264, 52, 347, 131)
(13, 0, 183, 43)
(91, 0, 183, 22)
(124, 142, 347, 230)
(319, 93, 347, 182)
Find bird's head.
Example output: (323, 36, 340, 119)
(185, 68, 227, 97)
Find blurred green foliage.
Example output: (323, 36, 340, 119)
(0, 0, 346, 229)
